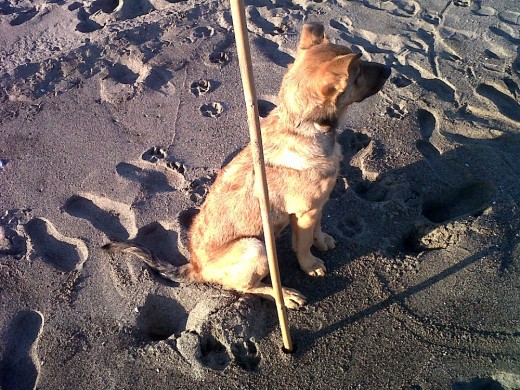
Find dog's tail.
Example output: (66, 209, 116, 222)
(102, 242, 195, 282)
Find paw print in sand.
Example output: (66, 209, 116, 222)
(209, 51, 230, 66)
(190, 79, 212, 97)
(200, 102, 224, 118)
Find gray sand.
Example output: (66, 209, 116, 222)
(1, 0, 519, 389)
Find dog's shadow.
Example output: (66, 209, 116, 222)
(292, 247, 495, 355)
(287, 126, 520, 354)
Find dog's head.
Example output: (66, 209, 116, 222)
(278, 23, 391, 128)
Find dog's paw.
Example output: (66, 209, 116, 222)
(313, 232, 336, 251)
(300, 256, 327, 277)
(282, 288, 307, 309)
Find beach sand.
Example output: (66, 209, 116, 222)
(1, 0, 519, 388)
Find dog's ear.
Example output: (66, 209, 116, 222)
(326, 52, 362, 76)
(298, 23, 328, 50)
(319, 53, 362, 98)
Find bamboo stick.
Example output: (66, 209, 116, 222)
(229, 0, 293, 352)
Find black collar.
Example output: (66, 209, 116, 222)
(316, 116, 338, 129)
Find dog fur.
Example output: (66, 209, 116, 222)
(104, 23, 390, 309)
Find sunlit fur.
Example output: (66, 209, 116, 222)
(106, 23, 391, 309)
(185, 23, 390, 308)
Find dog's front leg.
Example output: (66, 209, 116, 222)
(313, 210, 336, 251)
(291, 211, 327, 276)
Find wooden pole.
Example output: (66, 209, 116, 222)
(229, 0, 293, 352)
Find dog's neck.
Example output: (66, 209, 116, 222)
(286, 101, 341, 139)
(267, 106, 339, 138)
(311, 121, 338, 142)
(260, 108, 341, 176)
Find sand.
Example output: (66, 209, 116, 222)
(0, 0, 519, 388)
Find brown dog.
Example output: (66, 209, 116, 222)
(104, 23, 390, 309)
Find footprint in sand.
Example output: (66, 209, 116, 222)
(8, 59, 61, 99)
(25, 218, 88, 272)
(422, 10, 441, 25)
(141, 146, 167, 163)
(174, 297, 265, 374)
(135, 294, 188, 341)
(452, 377, 509, 390)
(503, 77, 520, 99)
(0, 310, 44, 390)
(144, 65, 174, 94)
(415, 109, 466, 186)
(498, 11, 520, 26)
(423, 76, 458, 104)
(421, 181, 497, 224)
(139, 148, 188, 186)
(166, 160, 187, 176)
(200, 102, 224, 118)
(353, 175, 401, 203)
(9, 7, 39, 26)
(100, 62, 140, 104)
(0, 226, 26, 259)
(473, 5, 497, 17)
(187, 175, 215, 204)
(175, 326, 232, 373)
(253, 36, 294, 68)
(340, 133, 387, 201)
(116, 162, 175, 194)
(349, 132, 372, 152)
(391, 75, 413, 88)
(74, 0, 154, 32)
(488, 25, 519, 45)
(209, 51, 231, 67)
(401, 61, 458, 104)
(192, 26, 215, 39)
(386, 102, 407, 119)
(190, 79, 212, 97)
(331, 217, 365, 240)
(391, 0, 420, 18)
(112, 0, 155, 20)
(360, 0, 419, 17)
(331, 131, 372, 199)
(452, 0, 470, 7)
(198, 335, 231, 371)
(476, 83, 520, 123)
(73, 1, 116, 33)
(417, 108, 437, 140)
(403, 217, 471, 252)
(329, 20, 390, 57)
(64, 194, 138, 241)
(246, 6, 291, 36)
(231, 339, 260, 371)
(75, 10, 103, 33)
(484, 49, 501, 61)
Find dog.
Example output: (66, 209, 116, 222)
(104, 23, 391, 309)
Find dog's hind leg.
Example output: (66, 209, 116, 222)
(201, 237, 306, 309)
(244, 283, 307, 309)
